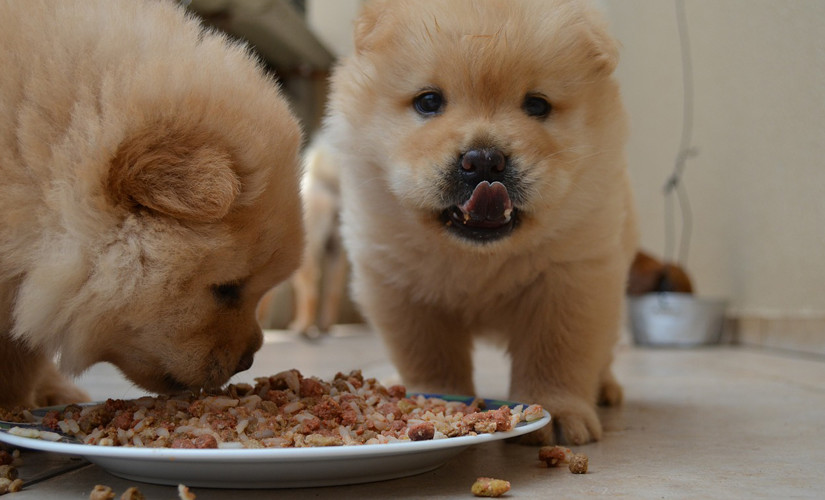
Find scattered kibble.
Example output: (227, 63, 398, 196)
(178, 484, 197, 500)
(0, 466, 16, 481)
(119, 486, 145, 500)
(538, 445, 589, 474)
(568, 453, 589, 474)
(89, 484, 115, 500)
(538, 445, 571, 467)
(0, 477, 23, 495)
(8, 479, 22, 493)
(471, 477, 511, 497)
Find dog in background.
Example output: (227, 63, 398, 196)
(284, 134, 351, 337)
(627, 250, 694, 296)
(324, 0, 637, 445)
(0, 0, 303, 408)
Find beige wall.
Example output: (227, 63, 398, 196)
(307, 0, 361, 57)
(604, 1, 825, 318)
(305, 0, 825, 321)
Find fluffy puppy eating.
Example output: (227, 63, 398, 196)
(0, 0, 303, 408)
(324, 0, 637, 444)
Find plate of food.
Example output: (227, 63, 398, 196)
(0, 370, 550, 488)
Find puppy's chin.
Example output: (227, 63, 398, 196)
(123, 364, 229, 396)
(439, 206, 519, 243)
(160, 373, 200, 394)
(106, 345, 240, 396)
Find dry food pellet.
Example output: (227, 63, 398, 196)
(538, 445, 571, 467)
(0, 478, 12, 495)
(178, 484, 197, 500)
(7, 479, 22, 493)
(0, 477, 23, 495)
(568, 453, 589, 474)
(89, 484, 115, 500)
(471, 477, 511, 497)
(120, 486, 145, 500)
(0, 466, 16, 480)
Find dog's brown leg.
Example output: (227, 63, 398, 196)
(505, 259, 625, 445)
(290, 179, 340, 335)
(355, 270, 475, 396)
(32, 359, 90, 407)
(0, 334, 42, 408)
(319, 243, 348, 332)
(289, 260, 320, 334)
(598, 364, 624, 407)
(0, 335, 87, 408)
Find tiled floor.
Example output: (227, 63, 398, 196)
(4, 325, 824, 499)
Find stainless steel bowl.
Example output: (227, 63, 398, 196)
(628, 293, 728, 347)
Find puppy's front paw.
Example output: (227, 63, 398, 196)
(598, 375, 623, 407)
(34, 369, 91, 407)
(519, 395, 602, 446)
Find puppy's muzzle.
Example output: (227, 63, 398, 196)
(234, 332, 262, 375)
(441, 148, 517, 242)
(234, 348, 256, 374)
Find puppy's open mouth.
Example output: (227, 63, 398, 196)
(440, 181, 517, 242)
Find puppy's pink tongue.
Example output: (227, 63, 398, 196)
(458, 181, 513, 228)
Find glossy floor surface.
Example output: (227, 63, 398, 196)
(4, 325, 823, 499)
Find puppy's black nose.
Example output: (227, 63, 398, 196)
(234, 348, 255, 374)
(460, 148, 506, 185)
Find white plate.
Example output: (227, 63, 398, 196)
(0, 396, 550, 489)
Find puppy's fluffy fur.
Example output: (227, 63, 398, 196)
(325, 0, 637, 444)
(0, 0, 303, 407)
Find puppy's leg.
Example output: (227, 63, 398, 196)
(0, 335, 89, 408)
(356, 276, 475, 395)
(289, 186, 338, 335)
(33, 360, 91, 407)
(506, 260, 624, 445)
(0, 334, 43, 408)
(289, 258, 321, 335)
(598, 365, 623, 407)
(319, 241, 348, 332)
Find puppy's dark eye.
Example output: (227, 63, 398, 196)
(522, 94, 552, 119)
(413, 90, 445, 116)
(212, 281, 243, 307)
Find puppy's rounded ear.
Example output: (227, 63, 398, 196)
(582, 6, 620, 76)
(588, 26, 620, 76)
(352, 0, 393, 54)
(108, 127, 241, 222)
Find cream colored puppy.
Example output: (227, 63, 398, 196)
(324, 0, 637, 444)
(0, 0, 303, 408)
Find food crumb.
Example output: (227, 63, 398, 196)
(89, 484, 115, 500)
(120, 486, 145, 499)
(0, 477, 23, 495)
(178, 483, 196, 500)
(471, 477, 511, 497)
(7, 479, 22, 493)
(0, 466, 16, 480)
(538, 445, 571, 467)
(568, 453, 589, 474)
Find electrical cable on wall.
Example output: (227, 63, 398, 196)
(663, 0, 698, 271)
